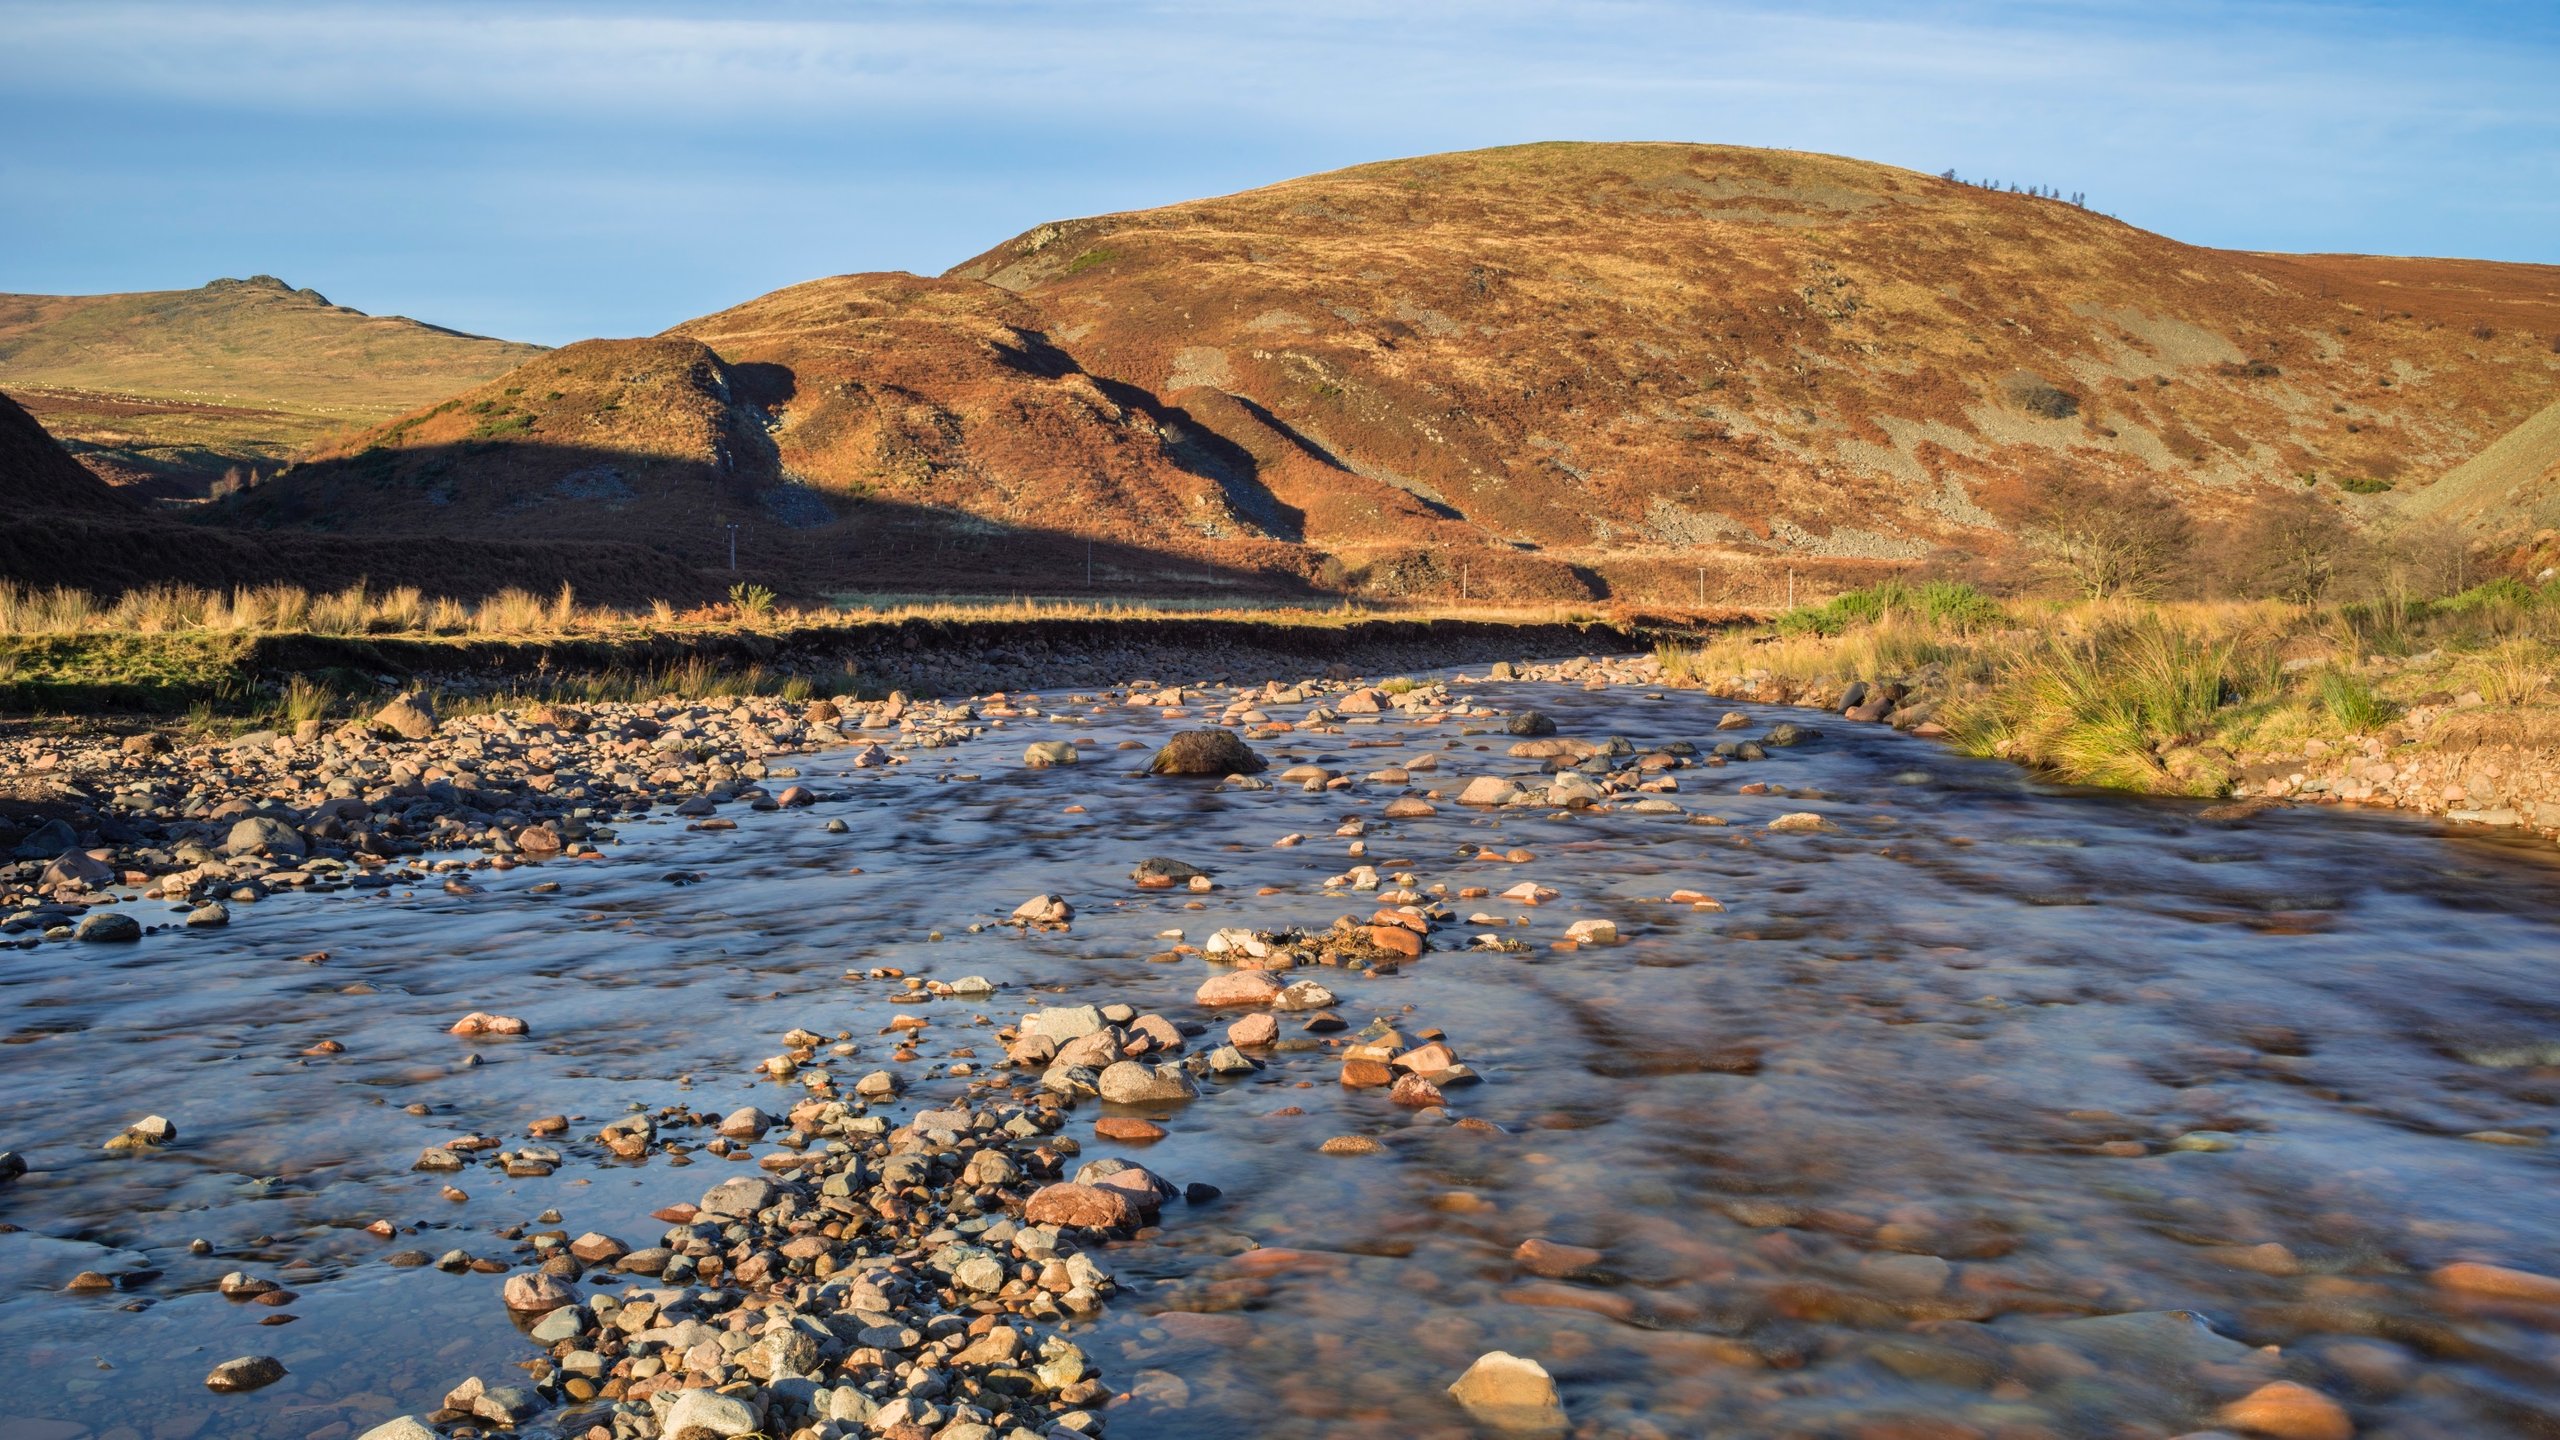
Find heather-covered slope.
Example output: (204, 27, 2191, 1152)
(232, 143, 2560, 600)
(954, 143, 2560, 556)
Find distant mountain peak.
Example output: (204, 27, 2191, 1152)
(207, 274, 335, 307)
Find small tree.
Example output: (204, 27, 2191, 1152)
(2230, 492, 2356, 604)
(2021, 469, 2195, 599)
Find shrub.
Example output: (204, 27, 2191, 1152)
(729, 582, 777, 618)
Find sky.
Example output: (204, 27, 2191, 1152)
(2, 0, 2554, 346)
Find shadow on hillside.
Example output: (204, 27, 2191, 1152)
(156, 436, 1326, 605)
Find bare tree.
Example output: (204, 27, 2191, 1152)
(2228, 491, 2358, 603)
(2021, 469, 2195, 599)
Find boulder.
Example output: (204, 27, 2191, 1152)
(1012, 894, 1074, 926)
(1505, 711, 1557, 736)
(12, 818, 79, 858)
(698, 1175, 778, 1219)
(1148, 729, 1266, 776)
(371, 692, 437, 741)
(1458, 776, 1524, 807)
(1098, 1061, 1197, 1105)
(1023, 740, 1079, 767)
(1023, 1182, 1142, 1231)
(224, 816, 306, 860)
(662, 1387, 762, 1440)
(1130, 857, 1207, 887)
(41, 848, 114, 890)
(204, 1355, 286, 1393)
(501, 1271, 577, 1312)
(1195, 971, 1283, 1007)
(75, 911, 142, 943)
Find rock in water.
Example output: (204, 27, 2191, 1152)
(354, 1419, 438, 1440)
(372, 692, 438, 741)
(1012, 894, 1074, 926)
(1022, 740, 1079, 767)
(1448, 1351, 1566, 1436)
(1762, 721, 1818, 747)
(1098, 1061, 1198, 1104)
(1148, 729, 1266, 776)
(75, 911, 142, 943)
(1506, 711, 1557, 736)
(1023, 1182, 1141, 1231)
(2215, 1381, 2353, 1440)
(501, 1271, 577, 1311)
(1130, 857, 1207, 887)
(204, 1355, 286, 1392)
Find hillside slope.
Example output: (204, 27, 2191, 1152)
(2400, 394, 2560, 534)
(0, 389, 137, 516)
(236, 143, 2560, 602)
(0, 389, 697, 604)
(0, 276, 545, 497)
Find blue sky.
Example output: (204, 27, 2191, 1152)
(3, 0, 2553, 345)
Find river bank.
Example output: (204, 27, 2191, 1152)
(1658, 584, 2560, 846)
(6, 653, 2560, 1440)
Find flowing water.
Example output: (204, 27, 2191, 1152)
(6, 676, 2560, 1439)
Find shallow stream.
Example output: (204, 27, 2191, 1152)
(5, 675, 2560, 1439)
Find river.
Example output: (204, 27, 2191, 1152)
(5, 672, 2558, 1439)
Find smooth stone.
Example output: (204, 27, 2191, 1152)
(1447, 1351, 1567, 1436)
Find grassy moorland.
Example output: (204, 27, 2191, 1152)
(1660, 574, 2559, 798)
(0, 580, 1663, 725)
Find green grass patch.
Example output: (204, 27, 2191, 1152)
(1776, 577, 2006, 637)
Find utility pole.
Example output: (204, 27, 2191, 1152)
(725, 523, 741, 572)
(1696, 566, 1706, 607)
(1786, 567, 1795, 608)
(1461, 563, 1469, 604)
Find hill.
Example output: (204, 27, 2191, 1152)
(225, 143, 2560, 602)
(0, 388, 137, 516)
(0, 388, 697, 604)
(0, 275, 545, 498)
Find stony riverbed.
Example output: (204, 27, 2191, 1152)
(5, 656, 2560, 1440)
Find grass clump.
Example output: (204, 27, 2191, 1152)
(2316, 668, 2393, 734)
(1775, 577, 2005, 637)
(1948, 616, 2252, 794)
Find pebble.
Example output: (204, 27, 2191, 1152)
(2432, 1260, 2560, 1303)
(2215, 1380, 2353, 1440)
(1448, 1351, 1567, 1436)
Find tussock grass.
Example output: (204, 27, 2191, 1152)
(1948, 617, 2253, 794)
(1658, 576, 2560, 796)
